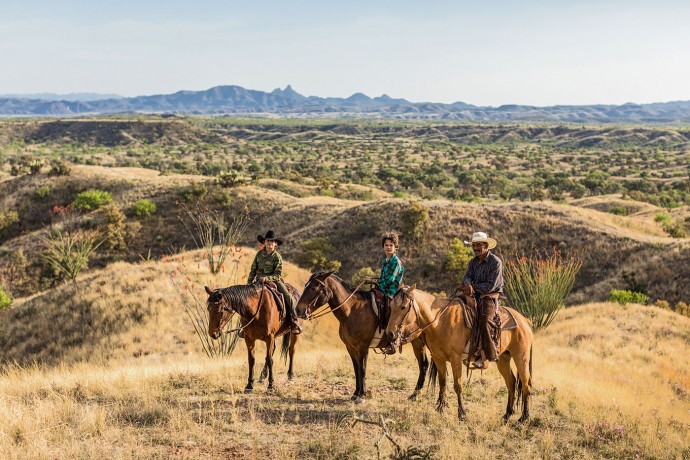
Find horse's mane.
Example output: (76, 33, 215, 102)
(310, 270, 369, 299)
(218, 284, 260, 317)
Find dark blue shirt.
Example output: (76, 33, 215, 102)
(461, 251, 504, 295)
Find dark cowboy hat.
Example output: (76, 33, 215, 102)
(257, 230, 283, 246)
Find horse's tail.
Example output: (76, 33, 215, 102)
(280, 331, 291, 364)
(428, 361, 438, 394)
(516, 344, 533, 408)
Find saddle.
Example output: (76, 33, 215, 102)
(262, 281, 299, 323)
(368, 288, 391, 349)
(461, 295, 518, 369)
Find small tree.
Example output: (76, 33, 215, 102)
(504, 250, 582, 332)
(401, 202, 429, 240)
(294, 237, 342, 273)
(351, 267, 378, 291)
(445, 238, 474, 283)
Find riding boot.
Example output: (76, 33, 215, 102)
(287, 299, 302, 334)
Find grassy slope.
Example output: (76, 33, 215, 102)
(0, 298, 688, 458)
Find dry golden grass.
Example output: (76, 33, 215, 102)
(1, 248, 689, 459)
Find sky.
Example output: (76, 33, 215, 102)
(1, 0, 689, 106)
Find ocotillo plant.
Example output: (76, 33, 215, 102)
(504, 249, 582, 332)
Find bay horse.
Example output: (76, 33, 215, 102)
(384, 285, 533, 423)
(205, 283, 301, 393)
(294, 271, 432, 403)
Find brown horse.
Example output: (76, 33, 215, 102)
(205, 283, 301, 393)
(294, 271, 432, 403)
(384, 285, 534, 423)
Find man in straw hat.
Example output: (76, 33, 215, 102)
(460, 231, 503, 369)
(248, 230, 302, 334)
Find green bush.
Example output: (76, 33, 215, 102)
(34, 185, 51, 199)
(609, 289, 649, 305)
(72, 189, 113, 212)
(0, 285, 12, 309)
(49, 159, 72, 176)
(445, 238, 475, 283)
(505, 250, 582, 332)
(675, 301, 689, 317)
(654, 213, 671, 224)
(133, 199, 157, 218)
(294, 238, 342, 273)
(0, 210, 19, 237)
(95, 204, 127, 251)
(654, 300, 671, 310)
(350, 267, 378, 291)
(609, 206, 628, 216)
(401, 202, 429, 240)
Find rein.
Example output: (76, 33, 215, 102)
(397, 288, 460, 345)
(306, 277, 369, 320)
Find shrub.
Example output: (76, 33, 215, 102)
(401, 202, 429, 240)
(0, 210, 19, 238)
(351, 267, 377, 291)
(41, 208, 103, 283)
(675, 301, 689, 317)
(217, 170, 250, 188)
(504, 250, 582, 332)
(0, 285, 12, 309)
(133, 199, 157, 218)
(654, 300, 671, 310)
(609, 206, 628, 216)
(294, 237, 342, 273)
(28, 159, 43, 175)
(654, 213, 671, 224)
(609, 289, 649, 305)
(178, 182, 209, 202)
(49, 159, 72, 176)
(445, 238, 474, 283)
(34, 185, 51, 199)
(72, 189, 113, 212)
(95, 204, 127, 251)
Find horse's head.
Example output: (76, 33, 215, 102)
(384, 284, 418, 355)
(205, 286, 234, 340)
(295, 271, 334, 319)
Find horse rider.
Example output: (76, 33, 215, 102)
(248, 230, 302, 334)
(460, 231, 504, 369)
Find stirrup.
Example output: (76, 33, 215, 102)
(291, 322, 302, 334)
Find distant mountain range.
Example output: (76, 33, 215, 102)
(1, 85, 689, 123)
(0, 92, 123, 102)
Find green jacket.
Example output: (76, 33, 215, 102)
(247, 249, 284, 284)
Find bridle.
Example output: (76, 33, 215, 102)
(207, 284, 265, 335)
(302, 275, 368, 320)
(389, 288, 460, 347)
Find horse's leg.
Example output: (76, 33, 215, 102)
(347, 347, 362, 400)
(265, 336, 276, 391)
(515, 345, 533, 423)
(450, 356, 467, 421)
(287, 332, 299, 381)
(245, 338, 256, 394)
(434, 358, 449, 412)
(358, 348, 369, 401)
(496, 352, 516, 423)
(409, 339, 429, 401)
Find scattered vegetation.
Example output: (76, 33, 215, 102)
(132, 199, 157, 218)
(72, 189, 113, 212)
(609, 289, 649, 305)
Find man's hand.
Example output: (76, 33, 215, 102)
(259, 277, 266, 283)
(462, 281, 474, 296)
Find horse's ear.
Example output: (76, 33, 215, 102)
(408, 284, 416, 295)
(204, 286, 213, 295)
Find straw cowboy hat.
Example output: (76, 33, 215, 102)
(257, 230, 283, 246)
(463, 231, 497, 250)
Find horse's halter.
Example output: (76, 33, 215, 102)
(389, 291, 422, 348)
(207, 294, 235, 335)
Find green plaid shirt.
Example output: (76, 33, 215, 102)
(247, 249, 284, 284)
(379, 253, 404, 297)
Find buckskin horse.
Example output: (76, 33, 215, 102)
(205, 283, 301, 393)
(384, 285, 534, 423)
(294, 271, 432, 404)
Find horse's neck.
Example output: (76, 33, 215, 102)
(327, 279, 361, 316)
(233, 285, 263, 319)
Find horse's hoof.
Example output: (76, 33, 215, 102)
(517, 415, 530, 424)
(353, 396, 365, 404)
(244, 387, 253, 394)
(267, 386, 275, 393)
(458, 413, 466, 422)
(258, 379, 265, 385)
(436, 401, 448, 413)
(350, 394, 358, 401)
(408, 391, 419, 401)
(287, 373, 294, 382)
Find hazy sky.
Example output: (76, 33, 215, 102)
(1, 0, 689, 106)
